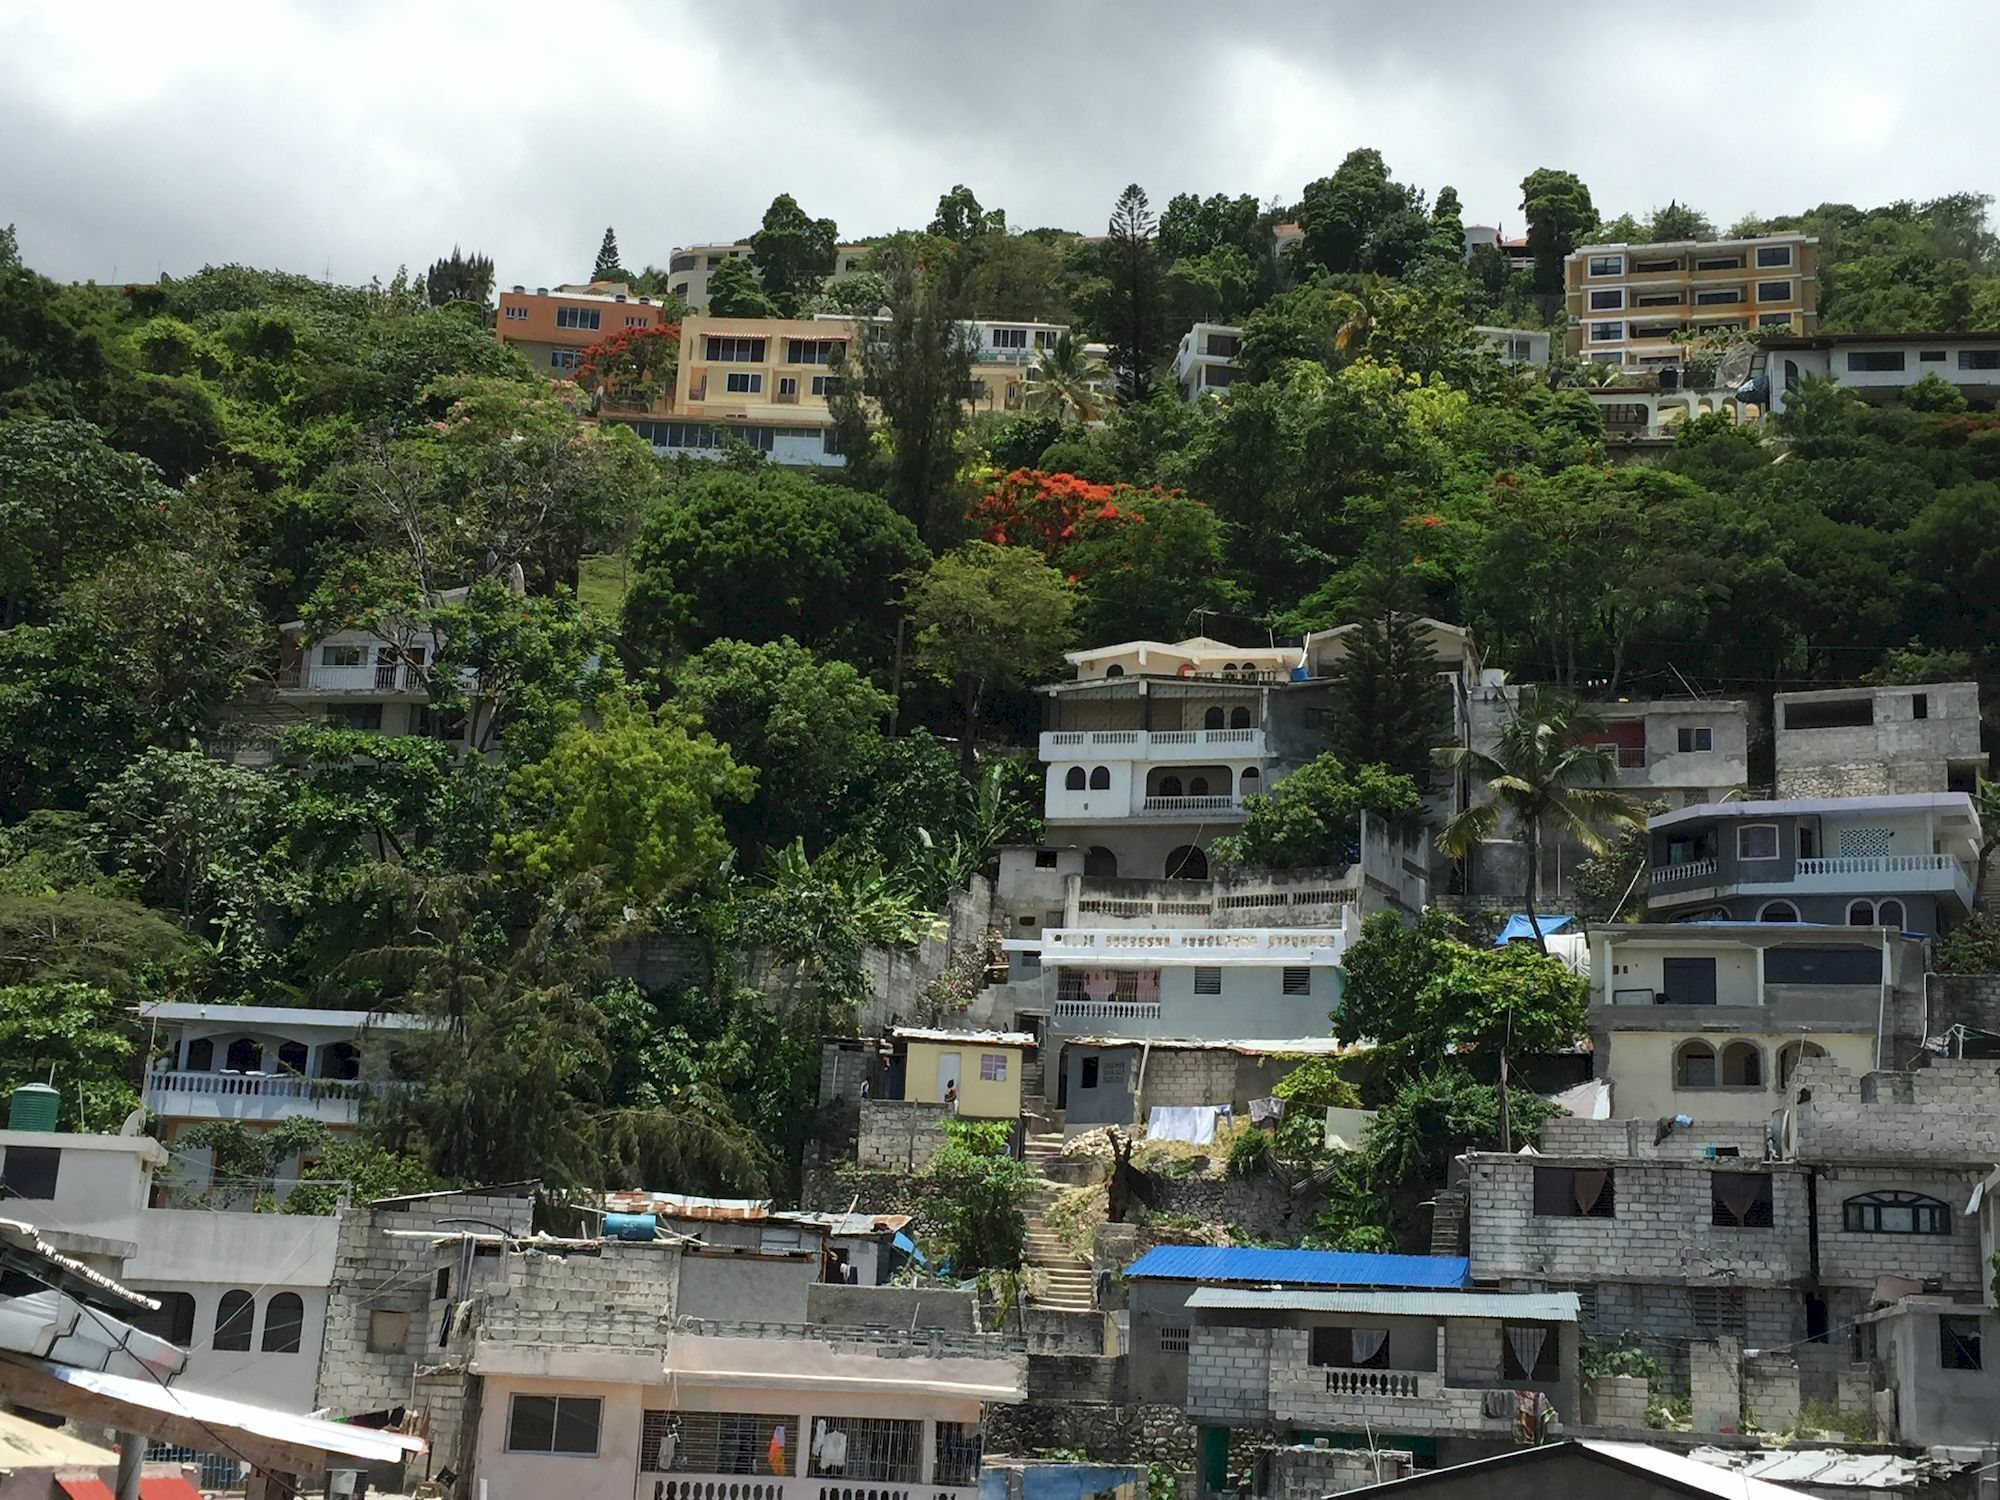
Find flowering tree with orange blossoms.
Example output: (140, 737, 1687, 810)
(574, 322, 680, 402)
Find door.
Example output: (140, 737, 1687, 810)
(937, 1052, 962, 1101)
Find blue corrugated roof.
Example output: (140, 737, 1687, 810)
(1122, 1245, 1470, 1288)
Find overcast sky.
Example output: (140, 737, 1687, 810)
(5, 0, 1995, 287)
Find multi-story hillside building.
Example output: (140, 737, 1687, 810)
(662, 241, 877, 312)
(1646, 791, 1981, 932)
(1564, 233, 1818, 371)
(1773, 681, 1984, 798)
(1173, 323, 1245, 400)
(1586, 922, 1926, 1123)
(495, 282, 673, 374)
(1039, 637, 1317, 883)
(1751, 331, 2000, 418)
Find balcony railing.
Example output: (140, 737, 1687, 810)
(1141, 795, 1239, 814)
(1322, 1368, 1427, 1398)
(1042, 927, 1346, 960)
(145, 1070, 369, 1124)
(1051, 999, 1164, 1020)
(1799, 854, 1951, 877)
(648, 1480, 978, 1500)
(148, 1071, 362, 1101)
(1039, 728, 1264, 758)
(1651, 857, 1717, 885)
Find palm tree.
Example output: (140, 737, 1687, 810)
(1434, 692, 1643, 953)
(1025, 332, 1113, 424)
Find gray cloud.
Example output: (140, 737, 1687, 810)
(3, 0, 1994, 287)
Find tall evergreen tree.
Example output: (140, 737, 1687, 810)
(1327, 569, 1445, 785)
(747, 193, 839, 315)
(1427, 187, 1466, 264)
(424, 246, 495, 306)
(1520, 169, 1597, 293)
(592, 226, 626, 282)
(1105, 184, 1166, 403)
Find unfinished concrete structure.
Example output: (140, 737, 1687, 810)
(1773, 682, 1983, 799)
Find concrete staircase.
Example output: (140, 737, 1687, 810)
(1022, 1179, 1094, 1312)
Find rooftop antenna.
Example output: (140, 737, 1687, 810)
(1668, 663, 1705, 700)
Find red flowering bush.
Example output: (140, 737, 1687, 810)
(969, 469, 1169, 578)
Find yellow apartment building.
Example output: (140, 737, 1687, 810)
(1564, 233, 1818, 370)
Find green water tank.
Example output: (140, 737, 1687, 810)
(8, 1083, 59, 1132)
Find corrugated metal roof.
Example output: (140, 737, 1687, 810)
(1578, 1442, 1824, 1500)
(1686, 1446, 1947, 1490)
(1184, 1287, 1577, 1320)
(1123, 1245, 1469, 1288)
(1066, 1037, 1355, 1056)
(893, 1027, 1035, 1046)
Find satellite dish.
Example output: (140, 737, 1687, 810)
(1714, 342, 1758, 391)
(118, 1108, 148, 1137)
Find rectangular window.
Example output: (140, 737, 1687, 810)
(1755, 244, 1794, 268)
(1695, 256, 1745, 272)
(1677, 726, 1713, 753)
(1845, 1192, 1949, 1235)
(777, 376, 798, 397)
(1587, 254, 1623, 277)
(1588, 289, 1624, 311)
(1785, 696, 1873, 730)
(1502, 1322, 1562, 1381)
(1763, 946, 1882, 985)
(1159, 1326, 1190, 1355)
(643, 1412, 794, 1474)
(1757, 280, 1793, 303)
(811, 375, 837, 397)
(1193, 967, 1222, 996)
(1688, 1286, 1747, 1337)
(1634, 292, 1684, 307)
(320, 644, 364, 668)
(989, 327, 1029, 349)
(1309, 1326, 1391, 1368)
(1759, 313, 1795, 328)
(979, 1052, 1007, 1082)
(1960, 349, 2000, 371)
(1848, 351, 1906, 372)
(554, 306, 602, 330)
(704, 336, 769, 363)
(1913, 692, 1929, 720)
(1080, 1056, 1100, 1089)
(367, 1310, 410, 1354)
(0, 1146, 60, 1200)
(503, 305, 528, 321)
(935, 1422, 982, 1488)
(1921, 350, 1947, 362)
(506, 1394, 602, 1456)
(1940, 1315, 1983, 1371)
(1737, 824, 1779, 861)
(785, 338, 845, 365)
(549, 349, 580, 370)
(338, 703, 384, 732)
(1282, 967, 1311, 996)
(1711, 1173, 1775, 1228)
(1533, 1166, 1615, 1218)
(625, 315, 646, 327)
(1660, 957, 1718, 1006)
(725, 372, 763, 394)
(1034, 849, 1059, 869)
(822, 427, 845, 456)
(1589, 321, 1622, 343)
(1695, 288, 1743, 306)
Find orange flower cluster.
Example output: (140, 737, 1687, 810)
(969, 469, 1161, 572)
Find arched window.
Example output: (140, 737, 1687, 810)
(1777, 1040, 1827, 1089)
(317, 1042, 360, 1082)
(1084, 847, 1118, 878)
(1229, 706, 1251, 729)
(1759, 901, 1799, 923)
(1104, 664, 1124, 678)
(1188, 776, 1210, 796)
(214, 1291, 256, 1352)
(1847, 899, 1875, 926)
(1088, 766, 1111, 791)
(1240, 767, 1261, 795)
(1720, 1041, 1763, 1088)
(1065, 767, 1087, 791)
(1843, 1190, 1951, 1235)
(1675, 1040, 1717, 1089)
(184, 1038, 214, 1073)
(1157, 775, 1184, 798)
(261, 1292, 305, 1353)
(1878, 900, 1906, 930)
(1203, 707, 1225, 730)
(133, 1291, 197, 1346)
(277, 1041, 308, 1075)
(225, 1038, 264, 1073)
(1164, 845, 1209, 881)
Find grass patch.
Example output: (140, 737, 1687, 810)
(577, 552, 631, 619)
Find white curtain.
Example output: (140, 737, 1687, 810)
(1350, 1327, 1388, 1365)
(1506, 1324, 1549, 1381)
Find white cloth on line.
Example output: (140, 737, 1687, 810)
(1146, 1105, 1222, 1145)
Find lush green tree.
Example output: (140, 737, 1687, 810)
(1435, 693, 1639, 949)
(704, 259, 780, 318)
(621, 465, 925, 667)
(1294, 150, 1422, 277)
(813, 271, 894, 317)
(963, 233, 1081, 325)
(923, 1119, 1034, 1275)
(906, 543, 1074, 772)
(592, 226, 627, 282)
(0, 981, 140, 1132)
(672, 638, 891, 857)
(1863, 639, 1976, 685)
(1061, 490, 1243, 645)
(929, 185, 1005, 240)
(1646, 200, 1714, 242)
(1163, 245, 1256, 325)
(1025, 332, 1114, 424)
(1324, 570, 1447, 784)
(1363, 1065, 1560, 1184)
(0, 416, 174, 626)
(828, 236, 979, 548)
(1158, 192, 1266, 269)
(425, 247, 495, 306)
(1427, 186, 1467, 263)
(1101, 185, 1168, 403)
(1211, 755, 1421, 873)
(0, 226, 116, 420)
(748, 193, 839, 315)
(1520, 168, 1598, 292)
(0, 885, 193, 996)
(495, 700, 751, 904)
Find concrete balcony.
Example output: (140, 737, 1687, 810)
(1140, 794, 1240, 815)
(1650, 852, 1972, 909)
(274, 662, 429, 698)
(1650, 857, 1717, 886)
(1050, 998, 1164, 1022)
(648, 1476, 978, 1500)
(1039, 728, 1265, 761)
(1041, 926, 1348, 966)
(145, 1070, 365, 1126)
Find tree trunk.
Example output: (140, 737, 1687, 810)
(1524, 816, 1548, 954)
(959, 676, 982, 777)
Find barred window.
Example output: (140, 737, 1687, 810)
(935, 1422, 982, 1486)
(806, 1416, 920, 1482)
(1159, 1326, 1190, 1354)
(1193, 967, 1221, 996)
(641, 1411, 794, 1474)
(1844, 1190, 1950, 1235)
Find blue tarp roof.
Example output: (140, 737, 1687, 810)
(1122, 1245, 1471, 1288)
(1495, 913, 1576, 946)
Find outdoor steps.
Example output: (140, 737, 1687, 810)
(1023, 1132, 1066, 1168)
(1020, 1163, 1095, 1312)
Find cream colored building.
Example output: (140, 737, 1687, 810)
(664, 241, 879, 312)
(1564, 233, 1818, 370)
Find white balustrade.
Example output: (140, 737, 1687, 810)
(1320, 1368, 1427, 1398)
(1798, 853, 1949, 876)
(1041, 927, 1347, 961)
(1651, 857, 1717, 885)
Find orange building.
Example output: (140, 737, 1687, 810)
(495, 281, 671, 375)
